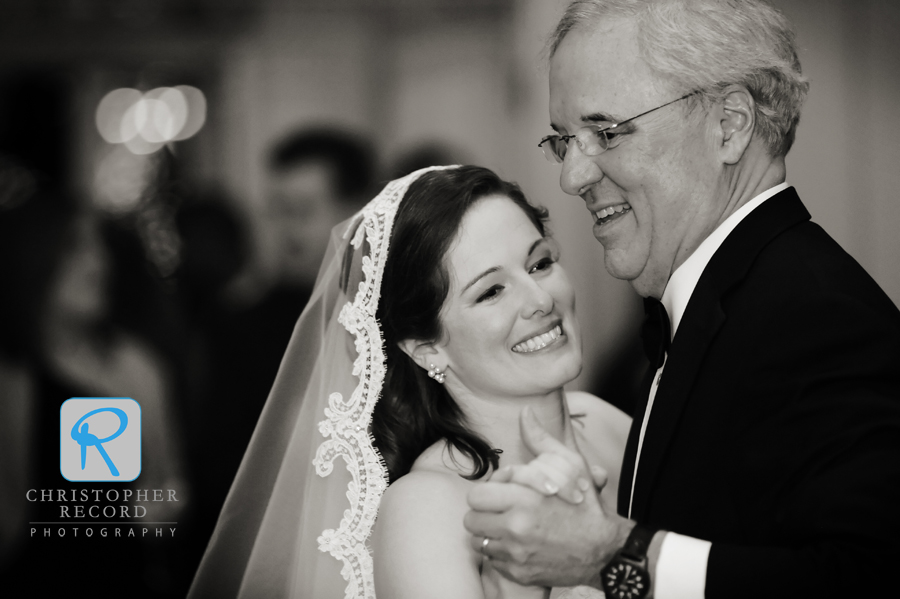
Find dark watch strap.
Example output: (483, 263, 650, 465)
(600, 524, 658, 599)
(620, 523, 656, 562)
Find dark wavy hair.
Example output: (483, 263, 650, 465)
(373, 166, 549, 483)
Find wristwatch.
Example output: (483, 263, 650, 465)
(599, 523, 656, 599)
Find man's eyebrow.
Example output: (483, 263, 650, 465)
(548, 111, 619, 133)
(582, 111, 618, 124)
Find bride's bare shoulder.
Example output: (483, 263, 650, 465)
(373, 441, 484, 596)
(377, 439, 477, 529)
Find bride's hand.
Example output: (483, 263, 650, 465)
(487, 410, 609, 505)
(464, 406, 631, 589)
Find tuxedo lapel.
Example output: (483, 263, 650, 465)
(626, 189, 811, 521)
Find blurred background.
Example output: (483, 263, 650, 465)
(0, 0, 897, 597)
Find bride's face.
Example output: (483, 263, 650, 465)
(433, 194, 582, 399)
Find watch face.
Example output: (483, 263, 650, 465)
(602, 560, 649, 599)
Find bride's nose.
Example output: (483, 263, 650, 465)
(521, 278, 554, 317)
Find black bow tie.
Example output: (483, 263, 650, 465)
(641, 297, 671, 370)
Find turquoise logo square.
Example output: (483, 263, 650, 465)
(60, 397, 141, 482)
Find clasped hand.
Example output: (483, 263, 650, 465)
(463, 406, 629, 588)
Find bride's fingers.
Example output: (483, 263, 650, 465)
(468, 480, 537, 512)
(590, 464, 609, 490)
(532, 453, 589, 504)
(497, 463, 564, 498)
(489, 457, 587, 503)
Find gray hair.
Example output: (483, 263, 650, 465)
(549, 0, 809, 157)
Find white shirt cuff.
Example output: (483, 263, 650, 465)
(653, 532, 711, 599)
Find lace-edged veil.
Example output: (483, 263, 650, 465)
(188, 166, 456, 599)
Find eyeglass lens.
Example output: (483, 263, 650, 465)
(541, 129, 609, 163)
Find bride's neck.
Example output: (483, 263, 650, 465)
(457, 388, 574, 468)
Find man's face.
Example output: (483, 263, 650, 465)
(549, 19, 724, 298)
(268, 161, 345, 287)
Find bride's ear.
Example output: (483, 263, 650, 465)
(397, 338, 445, 372)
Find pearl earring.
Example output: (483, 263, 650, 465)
(427, 364, 445, 384)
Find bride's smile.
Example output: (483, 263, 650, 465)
(511, 322, 564, 354)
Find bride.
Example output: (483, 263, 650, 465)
(188, 165, 630, 598)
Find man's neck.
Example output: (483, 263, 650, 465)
(718, 155, 786, 225)
(637, 154, 788, 299)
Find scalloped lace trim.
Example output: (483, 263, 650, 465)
(312, 168, 448, 598)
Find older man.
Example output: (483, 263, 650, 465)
(465, 1, 900, 598)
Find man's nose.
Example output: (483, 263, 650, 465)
(559, 142, 603, 197)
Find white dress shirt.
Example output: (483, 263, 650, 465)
(629, 183, 790, 599)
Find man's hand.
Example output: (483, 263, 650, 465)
(464, 407, 634, 588)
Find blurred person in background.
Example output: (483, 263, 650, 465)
(265, 126, 379, 303)
(0, 158, 190, 597)
(234, 126, 377, 387)
(389, 140, 466, 179)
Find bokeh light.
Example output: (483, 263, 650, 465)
(95, 88, 142, 144)
(172, 85, 206, 141)
(95, 85, 207, 154)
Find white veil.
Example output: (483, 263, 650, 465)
(188, 166, 456, 599)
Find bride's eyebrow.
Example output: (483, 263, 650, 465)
(529, 238, 550, 255)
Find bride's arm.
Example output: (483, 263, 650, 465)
(372, 469, 484, 598)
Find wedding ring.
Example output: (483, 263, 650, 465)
(481, 537, 491, 554)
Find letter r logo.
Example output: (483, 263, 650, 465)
(60, 398, 141, 482)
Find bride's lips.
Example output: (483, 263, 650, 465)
(511, 322, 565, 353)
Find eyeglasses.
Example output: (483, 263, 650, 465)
(538, 92, 697, 163)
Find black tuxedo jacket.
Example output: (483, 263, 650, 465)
(617, 189, 900, 598)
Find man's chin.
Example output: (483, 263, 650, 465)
(601, 254, 665, 297)
(602, 251, 642, 282)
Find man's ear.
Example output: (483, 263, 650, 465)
(397, 338, 445, 372)
(716, 85, 755, 165)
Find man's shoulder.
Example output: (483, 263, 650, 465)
(748, 218, 898, 316)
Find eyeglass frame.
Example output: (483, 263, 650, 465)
(538, 91, 699, 163)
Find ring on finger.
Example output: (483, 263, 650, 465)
(481, 537, 491, 554)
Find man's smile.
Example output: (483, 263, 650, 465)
(591, 202, 632, 226)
